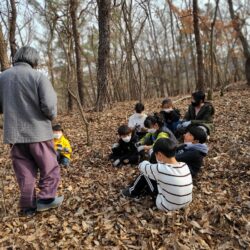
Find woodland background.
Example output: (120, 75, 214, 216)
(0, 0, 250, 249)
(0, 0, 250, 112)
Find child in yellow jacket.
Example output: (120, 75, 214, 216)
(53, 125, 72, 166)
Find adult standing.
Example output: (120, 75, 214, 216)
(0, 46, 63, 217)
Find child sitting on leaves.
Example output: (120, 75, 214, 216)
(53, 124, 72, 167)
(128, 102, 148, 139)
(176, 125, 208, 177)
(121, 138, 193, 212)
(110, 125, 140, 167)
(160, 98, 180, 133)
(176, 90, 215, 137)
(136, 113, 177, 162)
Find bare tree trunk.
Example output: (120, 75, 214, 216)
(148, 2, 167, 97)
(9, 0, 17, 61)
(0, 23, 10, 71)
(70, 0, 85, 105)
(95, 0, 111, 111)
(208, 0, 220, 100)
(227, 0, 250, 85)
(122, 0, 146, 102)
(46, 20, 56, 87)
(169, 1, 181, 94)
(193, 0, 205, 91)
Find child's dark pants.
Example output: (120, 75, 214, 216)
(129, 174, 158, 197)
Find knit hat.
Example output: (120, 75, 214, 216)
(187, 125, 207, 143)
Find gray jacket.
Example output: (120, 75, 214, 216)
(0, 62, 57, 144)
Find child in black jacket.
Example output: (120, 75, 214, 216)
(176, 125, 208, 177)
(110, 125, 140, 167)
(160, 98, 180, 133)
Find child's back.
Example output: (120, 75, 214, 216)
(139, 161, 192, 211)
(122, 138, 193, 212)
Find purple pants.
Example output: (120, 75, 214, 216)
(11, 140, 60, 209)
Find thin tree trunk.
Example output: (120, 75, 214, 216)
(193, 0, 205, 91)
(169, 1, 181, 94)
(227, 0, 250, 85)
(95, 0, 111, 111)
(9, 0, 17, 61)
(208, 0, 220, 100)
(70, 0, 85, 105)
(47, 24, 56, 87)
(0, 23, 10, 71)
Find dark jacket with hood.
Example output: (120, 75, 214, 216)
(176, 143, 208, 177)
(111, 134, 139, 157)
(184, 102, 215, 133)
(160, 109, 180, 124)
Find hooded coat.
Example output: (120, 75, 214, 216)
(184, 102, 215, 133)
(176, 143, 208, 177)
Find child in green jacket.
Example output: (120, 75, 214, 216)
(136, 113, 177, 162)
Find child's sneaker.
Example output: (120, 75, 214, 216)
(121, 188, 140, 201)
(113, 159, 121, 167)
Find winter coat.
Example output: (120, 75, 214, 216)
(0, 62, 57, 144)
(184, 102, 215, 133)
(176, 143, 208, 177)
(140, 126, 178, 146)
(54, 135, 72, 159)
(160, 109, 180, 124)
(111, 134, 139, 157)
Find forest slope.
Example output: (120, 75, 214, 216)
(0, 88, 249, 249)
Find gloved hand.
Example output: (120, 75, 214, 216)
(137, 145, 145, 152)
(148, 148, 153, 156)
(135, 142, 142, 147)
(63, 147, 70, 153)
(182, 121, 191, 127)
(57, 144, 63, 151)
(112, 143, 119, 149)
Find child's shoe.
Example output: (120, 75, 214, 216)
(113, 159, 121, 167)
(121, 188, 140, 201)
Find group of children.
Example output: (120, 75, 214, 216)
(110, 90, 214, 212)
(52, 90, 214, 213)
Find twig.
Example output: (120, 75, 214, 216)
(67, 88, 91, 146)
(173, 95, 191, 104)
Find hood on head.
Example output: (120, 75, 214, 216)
(185, 143, 208, 154)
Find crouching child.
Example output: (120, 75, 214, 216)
(122, 138, 193, 212)
(110, 125, 140, 167)
(176, 125, 208, 177)
(53, 125, 72, 167)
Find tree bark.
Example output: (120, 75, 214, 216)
(95, 0, 111, 111)
(227, 0, 250, 85)
(193, 0, 205, 91)
(9, 0, 17, 61)
(0, 23, 10, 71)
(70, 0, 85, 105)
(208, 0, 220, 100)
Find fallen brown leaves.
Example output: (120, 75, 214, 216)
(0, 88, 249, 249)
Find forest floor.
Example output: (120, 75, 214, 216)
(0, 87, 249, 249)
